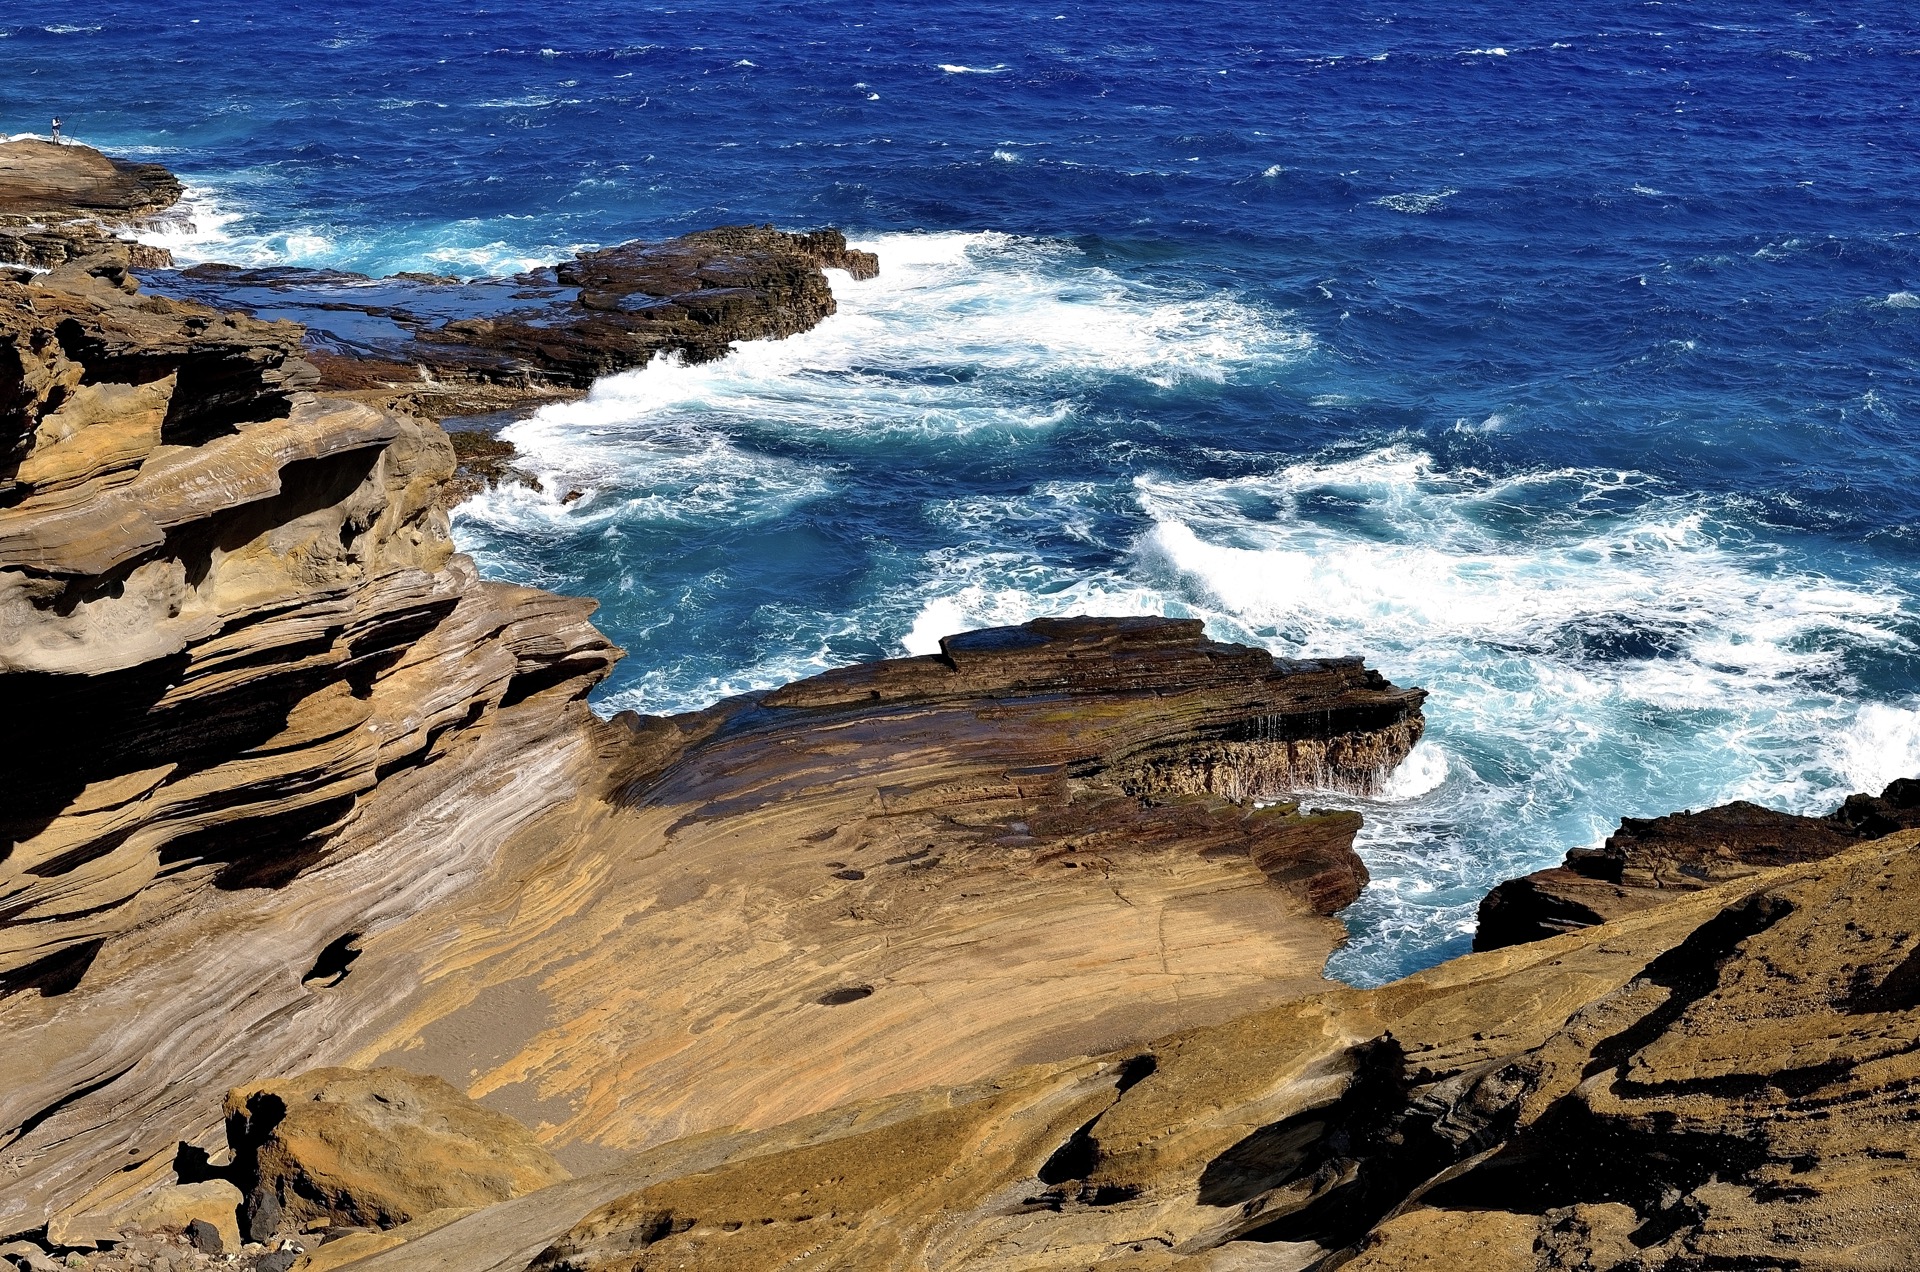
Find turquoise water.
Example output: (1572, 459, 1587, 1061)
(9, 2, 1919, 982)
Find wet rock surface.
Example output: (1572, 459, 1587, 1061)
(143, 226, 878, 425)
(1475, 778, 1920, 949)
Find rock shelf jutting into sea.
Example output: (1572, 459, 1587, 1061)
(4, 4, 1920, 1268)
(15, 2, 1917, 984)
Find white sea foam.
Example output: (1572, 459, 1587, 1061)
(448, 229, 1917, 989)
(1884, 290, 1920, 309)
(131, 187, 249, 263)
(1373, 189, 1458, 214)
(1838, 703, 1920, 794)
(459, 231, 1310, 541)
(939, 63, 1008, 74)
(992, 149, 1020, 163)
(1375, 742, 1452, 801)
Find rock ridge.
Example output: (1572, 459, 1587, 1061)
(1475, 778, 1920, 949)
(0, 140, 181, 272)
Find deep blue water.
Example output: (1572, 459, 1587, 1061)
(9, 2, 1920, 984)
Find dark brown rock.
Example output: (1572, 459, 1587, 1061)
(1475, 781, 1920, 950)
(442, 429, 539, 503)
(148, 226, 878, 425)
(183, 1217, 221, 1254)
(0, 142, 182, 271)
(0, 142, 182, 220)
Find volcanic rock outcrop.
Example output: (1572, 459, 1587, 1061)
(152, 226, 880, 427)
(0, 140, 180, 271)
(1475, 778, 1920, 949)
(0, 158, 1427, 1252)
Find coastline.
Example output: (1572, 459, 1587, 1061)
(4, 141, 1919, 1271)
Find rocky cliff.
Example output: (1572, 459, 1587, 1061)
(0, 223, 618, 1240)
(0, 140, 180, 271)
(10, 143, 1909, 1272)
(0, 146, 1434, 1254)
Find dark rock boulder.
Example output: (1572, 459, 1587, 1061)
(1476, 779, 1920, 949)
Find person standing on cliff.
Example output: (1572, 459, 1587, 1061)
(50, 117, 61, 144)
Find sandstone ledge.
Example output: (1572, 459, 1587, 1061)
(337, 828, 1920, 1272)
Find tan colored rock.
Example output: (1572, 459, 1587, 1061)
(291, 1230, 407, 1271)
(120, 1181, 242, 1254)
(0, 150, 1437, 1253)
(287, 1206, 473, 1272)
(1341, 1207, 1536, 1270)
(224, 1069, 568, 1230)
(0, 142, 181, 219)
(374, 831, 1917, 1272)
(0, 249, 616, 1239)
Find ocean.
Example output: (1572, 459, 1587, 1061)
(9, 1, 1918, 984)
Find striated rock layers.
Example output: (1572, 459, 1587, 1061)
(0, 242, 617, 1240)
(1475, 778, 1920, 950)
(0, 189, 1428, 1249)
(329, 826, 1920, 1272)
(0, 140, 181, 272)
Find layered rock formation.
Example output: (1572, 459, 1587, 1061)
(0, 155, 1436, 1257)
(0, 236, 618, 1241)
(299, 826, 1919, 1272)
(1476, 779, 1920, 949)
(0, 140, 180, 270)
(6, 144, 1914, 1272)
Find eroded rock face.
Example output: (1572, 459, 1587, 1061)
(0, 252, 617, 1238)
(288, 619, 1421, 1179)
(224, 1068, 568, 1230)
(408, 829, 1920, 1272)
(151, 226, 880, 425)
(0, 213, 1419, 1244)
(0, 258, 614, 993)
(1475, 780, 1920, 949)
(0, 141, 181, 270)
